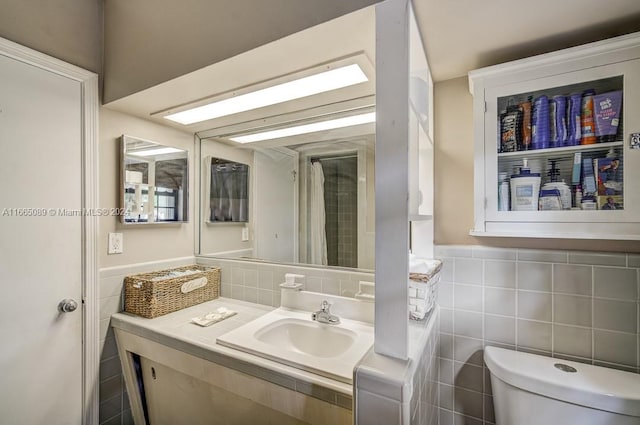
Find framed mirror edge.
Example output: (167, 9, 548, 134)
(195, 253, 374, 274)
(120, 134, 190, 226)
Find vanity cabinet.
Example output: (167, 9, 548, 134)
(469, 32, 640, 240)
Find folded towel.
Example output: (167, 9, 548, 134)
(151, 269, 201, 281)
(191, 307, 237, 327)
(409, 257, 442, 282)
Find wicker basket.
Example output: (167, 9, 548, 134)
(124, 265, 220, 318)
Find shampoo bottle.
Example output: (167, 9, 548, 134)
(581, 90, 597, 145)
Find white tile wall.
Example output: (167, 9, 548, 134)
(356, 310, 440, 425)
(435, 245, 640, 425)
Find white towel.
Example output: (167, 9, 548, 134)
(191, 307, 237, 327)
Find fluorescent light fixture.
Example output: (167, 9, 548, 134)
(230, 112, 375, 143)
(164, 64, 368, 125)
(128, 147, 183, 157)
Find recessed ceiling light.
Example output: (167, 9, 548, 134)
(128, 147, 183, 157)
(164, 64, 368, 125)
(230, 112, 376, 143)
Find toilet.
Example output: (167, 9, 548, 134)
(485, 346, 640, 425)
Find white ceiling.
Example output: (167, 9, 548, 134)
(412, 0, 640, 81)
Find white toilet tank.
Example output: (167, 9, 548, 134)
(485, 346, 640, 425)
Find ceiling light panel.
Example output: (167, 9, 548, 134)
(230, 112, 376, 143)
(164, 64, 368, 125)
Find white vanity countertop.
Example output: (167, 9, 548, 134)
(110, 297, 353, 396)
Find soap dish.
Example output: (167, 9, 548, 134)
(279, 282, 303, 290)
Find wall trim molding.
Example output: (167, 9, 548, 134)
(99, 256, 197, 277)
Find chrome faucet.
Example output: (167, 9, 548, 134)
(311, 300, 341, 325)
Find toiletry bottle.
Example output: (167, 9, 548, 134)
(551, 95, 567, 147)
(531, 95, 550, 150)
(566, 93, 582, 146)
(280, 273, 305, 290)
(498, 172, 510, 211)
(500, 105, 521, 153)
(581, 90, 597, 145)
(574, 185, 582, 208)
(510, 158, 541, 211)
(518, 97, 532, 150)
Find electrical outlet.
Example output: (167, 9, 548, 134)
(108, 232, 123, 254)
(241, 226, 249, 242)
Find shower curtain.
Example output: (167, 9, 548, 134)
(210, 162, 249, 222)
(309, 161, 328, 265)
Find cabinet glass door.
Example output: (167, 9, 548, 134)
(484, 58, 640, 225)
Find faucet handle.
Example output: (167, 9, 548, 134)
(321, 300, 330, 313)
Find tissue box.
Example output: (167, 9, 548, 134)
(124, 265, 220, 318)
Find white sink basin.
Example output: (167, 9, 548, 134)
(217, 307, 373, 383)
(255, 318, 357, 358)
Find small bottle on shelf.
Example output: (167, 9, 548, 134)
(580, 90, 597, 145)
(574, 185, 582, 209)
(498, 172, 510, 211)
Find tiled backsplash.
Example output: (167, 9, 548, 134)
(196, 256, 375, 307)
(435, 245, 640, 425)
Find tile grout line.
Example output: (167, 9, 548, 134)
(481, 257, 487, 424)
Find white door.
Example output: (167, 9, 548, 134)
(253, 149, 299, 263)
(0, 53, 83, 423)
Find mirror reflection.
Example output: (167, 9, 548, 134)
(121, 135, 189, 224)
(198, 113, 375, 271)
(207, 158, 249, 223)
(193, 10, 377, 272)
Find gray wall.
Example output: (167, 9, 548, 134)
(99, 107, 196, 268)
(435, 244, 640, 425)
(0, 0, 102, 74)
(102, 0, 381, 102)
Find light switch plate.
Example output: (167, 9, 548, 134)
(241, 226, 249, 241)
(108, 232, 123, 254)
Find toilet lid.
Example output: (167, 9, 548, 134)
(484, 346, 640, 417)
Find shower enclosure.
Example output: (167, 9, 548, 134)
(310, 155, 359, 268)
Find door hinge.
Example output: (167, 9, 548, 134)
(484, 101, 488, 113)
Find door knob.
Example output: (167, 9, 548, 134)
(59, 299, 78, 313)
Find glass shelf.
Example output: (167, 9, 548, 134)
(497, 141, 623, 159)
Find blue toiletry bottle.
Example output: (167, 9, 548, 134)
(532, 95, 550, 150)
(551, 95, 567, 147)
(566, 93, 582, 146)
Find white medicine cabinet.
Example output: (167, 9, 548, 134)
(469, 32, 640, 240)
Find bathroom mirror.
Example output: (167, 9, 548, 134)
(198, 103, 375, 271)
(182, 6, 378, 272)
(121, 135, 189, 224)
